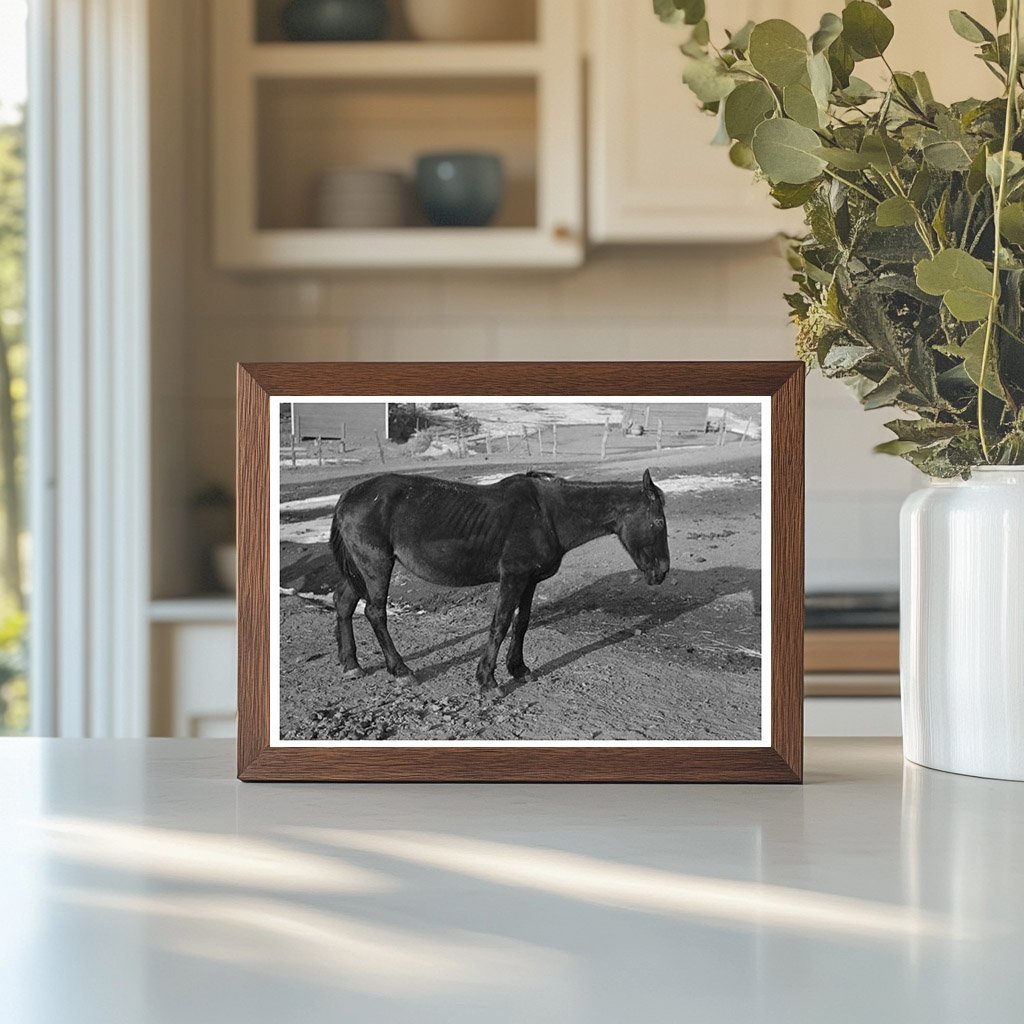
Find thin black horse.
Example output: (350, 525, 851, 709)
(329, 469, 670, 692)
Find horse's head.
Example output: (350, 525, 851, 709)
(616, 469, 670, 585)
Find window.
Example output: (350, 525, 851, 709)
(0, 0, 27, 734)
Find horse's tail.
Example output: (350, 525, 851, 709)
(329, 511, 365, 593)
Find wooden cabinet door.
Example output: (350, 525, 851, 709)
(586, 0, 997, 244)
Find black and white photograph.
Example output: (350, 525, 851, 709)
(270, 396, 770, 746)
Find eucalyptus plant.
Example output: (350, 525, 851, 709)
(657, 0, 1024, 475)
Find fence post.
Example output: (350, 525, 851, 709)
(317, 436, 323, 467)
(485, 433, 492, 456)
(341, 421, 346, 453)
(291, 434, 296, 468)
(718, 411, 728, 447)
(601, 416, 609, 460)
(536, 426, 544, 456)
(740, 417, 752, 443)
(522, 423, 532, 457)
(552, 423, 558, 459)
(657, 418, 663, 451)
(505, 432, 512, 455)
(644, 405, 651, 431)
(374, 430, 386, 464)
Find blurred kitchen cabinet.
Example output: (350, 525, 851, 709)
(212, 0, 583, 269)
(150, 601, 237, 738)
(586, 0, 995, 244)
(587, 0, 810, 243)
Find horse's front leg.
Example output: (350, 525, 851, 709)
(476, 575, 528, 692)
(505, 581, 537, 680)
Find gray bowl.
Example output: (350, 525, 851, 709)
(280, 0, 388, 42)
(415, 152, 505, 228)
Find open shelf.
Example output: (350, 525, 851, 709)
(212, 0, 582, 268)
(249, 41, 544, 77)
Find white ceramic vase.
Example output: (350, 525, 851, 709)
(900, 467, 1024, 780)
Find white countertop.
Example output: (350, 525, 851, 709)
(1, 738, 1021, 1023)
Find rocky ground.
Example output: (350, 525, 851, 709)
(277, 444, 764, 743)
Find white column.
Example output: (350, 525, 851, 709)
(28, 0, 150, 737)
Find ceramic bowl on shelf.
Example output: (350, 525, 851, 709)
(414, 152, 504, 227)
(280, 0, 388, 42)
(402, 0, 534, 42)
(315, 167, 408, 228)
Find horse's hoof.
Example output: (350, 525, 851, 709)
(477, 676, 498, 693)
(340, 666, 365, 680)
(507, 665, 534, 682)
(391, 668, 419, 684)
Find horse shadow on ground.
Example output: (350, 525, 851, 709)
(404, 566, 761, 693)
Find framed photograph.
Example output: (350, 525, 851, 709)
(237, 362, 803, 782)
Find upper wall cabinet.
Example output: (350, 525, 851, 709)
(586, 0, 998, 245)
(211, 0, 583, 269)
(587, 0, 817, 244)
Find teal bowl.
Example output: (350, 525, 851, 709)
(281, 0, 388, 42)
(415, 153, 505, 228)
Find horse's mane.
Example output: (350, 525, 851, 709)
(524, 470, 557, 479)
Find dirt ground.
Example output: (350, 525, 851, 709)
(277, 443, 764, 743)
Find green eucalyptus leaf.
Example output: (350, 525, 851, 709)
(691, 19, 710, 45)
(827, 35, 855, 88)
(967, 144, 992, 191)
(729, 140, 758, 169)
(939, 326, 1006, 397)
(810, 12, 843, 54)
(861, 133, 904, 173)
(653, 0, 705, 26)
(842, 1, 895, 59)
(771, 179, 820, 208)
(784, 80, 824, 129)
(751, 118, 828, 184)
(808, 52, 833, 107)
(923, 142, 972, 171)
(986, 150, 1024, 190)
(948, 10, 994, 44)
(913, 71, 935, 104)
(915, 249, 994, 321)
(723, 81, 775, 144)
(748, 20, 809, 86)
(724, 20, 755, 53)
(1000, 203, 1024, 244)
(993, 0, 1008, 24)
(909, 164, 934, 205)
(862, 374, 903, 409)
(683, 57, 736, 104)
(875, 438, 922, 455)
(837, 76, 879, 104)
(876, 196, 918, 228)
(814, 145, 872, 170)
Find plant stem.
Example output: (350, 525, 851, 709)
(979, 0, 1021, 462)
(822, 167, 880, 205)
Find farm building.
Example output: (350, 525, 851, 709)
(290, 402, 386, 444)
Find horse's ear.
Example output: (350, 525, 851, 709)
(642, 468, 656, 496)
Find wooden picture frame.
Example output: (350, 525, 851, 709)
(237, 362, 804, 782)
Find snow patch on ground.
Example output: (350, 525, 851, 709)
(658, 473, 760, 494)
(280, 493, 341, 512)
(280, 517, 333, 545)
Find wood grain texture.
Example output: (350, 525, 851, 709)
(236, 362, 805, 783)
(805, 629, 899, 674)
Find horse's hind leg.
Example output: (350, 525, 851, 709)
(362, 558, 417, 681)
(477, 574, 529, 692)
(334, 579, 364, 679)
(505, 581, 537, 680)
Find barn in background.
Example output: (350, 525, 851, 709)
(290, 402, 386, 444)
